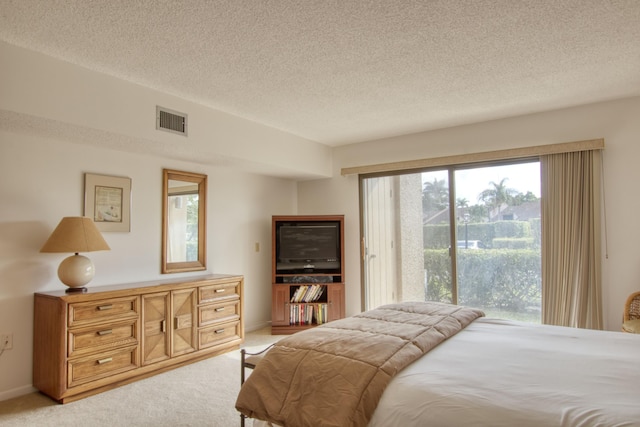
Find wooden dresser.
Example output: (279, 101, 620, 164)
(33, 274, 243, 403)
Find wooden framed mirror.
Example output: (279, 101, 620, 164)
(162, 169, 207, 274)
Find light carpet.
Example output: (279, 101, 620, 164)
(0, 327, 283, 427)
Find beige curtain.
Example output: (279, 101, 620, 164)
(541, 150, 603, 329)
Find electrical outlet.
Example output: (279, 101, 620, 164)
(1, 333, 12, 350)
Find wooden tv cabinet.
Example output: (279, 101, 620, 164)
(33, 274, 243, 403)
(271, 215, 345, 334)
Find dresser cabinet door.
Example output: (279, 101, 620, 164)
(142, 292, 171, 365)
(171, 288, 196, 356)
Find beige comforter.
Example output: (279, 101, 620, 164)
(235, 301, 484, 427)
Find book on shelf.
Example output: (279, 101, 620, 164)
(289, 304, 312, 325)
(290, 284, 325, 303)
(316, 303, 327, 325)
(289, 302, 328, 325)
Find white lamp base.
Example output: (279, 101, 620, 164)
(58, 253, 95, 292)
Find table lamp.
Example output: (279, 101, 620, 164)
(40, 217, 111, 292)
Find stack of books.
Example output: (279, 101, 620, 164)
(289, 303, 328, 325)
(290, 284, 325, 303)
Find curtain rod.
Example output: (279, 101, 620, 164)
(341, 138, 604, 176)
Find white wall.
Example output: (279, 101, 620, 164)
(0, 131, 297, 401)
(0, 40, 333, 180)
(299, 96, 640, 333)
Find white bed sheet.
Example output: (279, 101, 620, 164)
(368, 318, 640, 427)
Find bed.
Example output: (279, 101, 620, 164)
(235, 302, 640, 427)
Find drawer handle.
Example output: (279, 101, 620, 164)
(215, 289, 226, 293)
(97, 357, 113, 365)
(214, 329, 225, 334)
(214, 307, 225, 312)
(97, 304, 113, 311)
(97, 329, 112, 336)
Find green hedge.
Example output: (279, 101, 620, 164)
(424, 248, 541, 312)
(493, 238, 534, 249)
(424, 220, 538, 249)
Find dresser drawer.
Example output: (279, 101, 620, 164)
(199, 281, 241, 303)
(68, 319, 138, 358)
(199, 300, 240, 327)
(67, 346, 139, 388)
(68, 296, 139, 327)
(199, 320, 241, 349)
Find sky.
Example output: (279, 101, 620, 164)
(422, 161, 541, 204)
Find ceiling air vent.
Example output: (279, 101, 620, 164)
(156, 106, 188, 136)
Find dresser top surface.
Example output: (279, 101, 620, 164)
(35, 273, 243, 300)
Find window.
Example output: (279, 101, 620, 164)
(353, 139, 603, 328)
(361, 160, 542, 323)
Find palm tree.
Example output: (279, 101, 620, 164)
(456, 198, 469, 209)
(422, 178, 449, 216)
(478, 178, 518, 221)
(456, 197, 469, 221)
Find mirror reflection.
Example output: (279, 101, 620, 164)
(162, 169, 207, 273)
(167, 179, 199, 263)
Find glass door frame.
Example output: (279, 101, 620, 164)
(358, 157, 540, 312)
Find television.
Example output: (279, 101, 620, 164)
(274, 219, 342, 275)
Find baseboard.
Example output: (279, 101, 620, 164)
(0, 384, 37, 402)
(245, 320, 271, 333)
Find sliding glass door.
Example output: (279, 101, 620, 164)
(362, 172, 452, 310)
(361, 161, 541, 322)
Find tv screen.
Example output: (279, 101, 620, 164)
(276, 221, 341, 273)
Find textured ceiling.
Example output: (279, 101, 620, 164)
(1, 0, 639, 146)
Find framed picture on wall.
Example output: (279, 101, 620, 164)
(84, 173, 132, 232)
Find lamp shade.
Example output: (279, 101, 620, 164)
(41, 217, 110, 292)
(41, 217, 110, 253)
